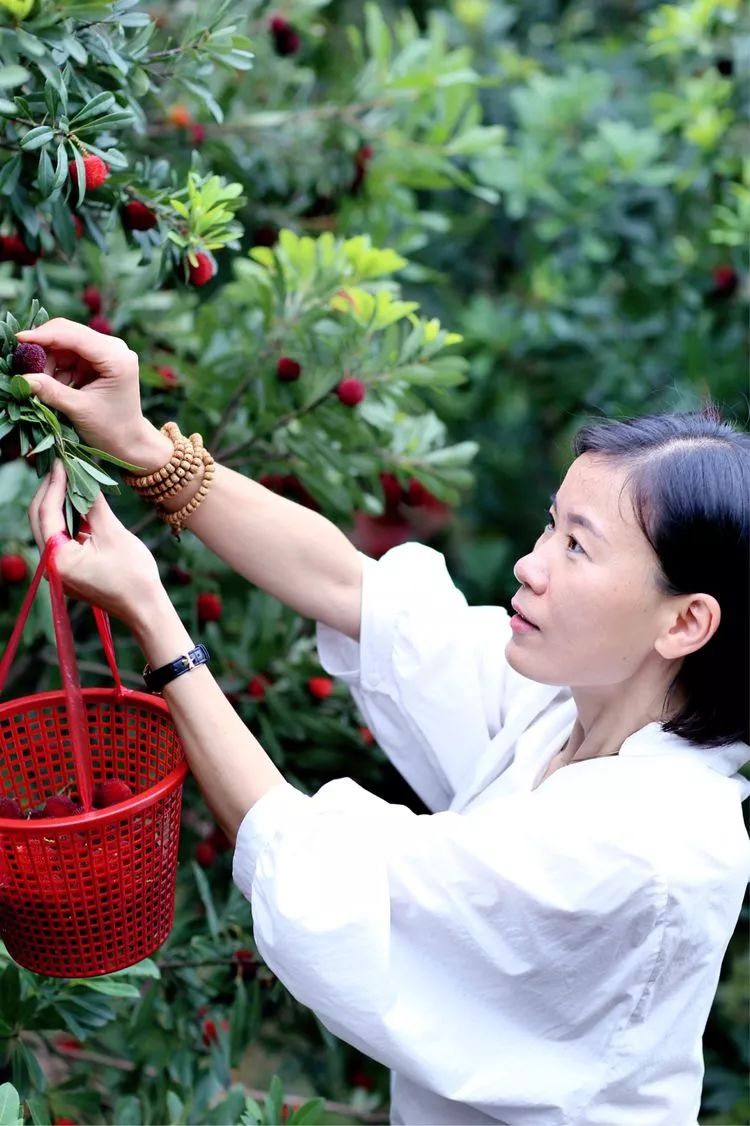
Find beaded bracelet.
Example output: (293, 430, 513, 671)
(123, 421, 216, 538)
(157, 447, 216, 538)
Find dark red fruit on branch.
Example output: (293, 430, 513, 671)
(82, 286, 102, 314)
(187, 252, 216, 286)
(207, 825, 232, 852)
(0, 797, 23, 819)
(246, 675, 270, 700)
(270, 15, 301, 56)
(69, 154, 110, 190)
(359, 725, 375, 746)
(191, 124, 206, 145)
(710, 265, 738, 299)
(0, 554, 28, 583)
(307, 676, 334, 700)
(92, 779, 133, 808)
(11, 343, 47, 374)
(195, 840, 217, 868)
(167, 564, 192, 586)
(0, 234, 38, 265)
(43, 795, 80, 818)
(351, 143, 374, 195)
(379, 472, 404, 510)
(197, 592, 222, 623)
(88, 315, 113, 334)
(122, 200, 158, 231)
(336, 377, 366, 406)
(277, 356, 301, 381)
(201, 1018, 218, 1046)
(155, 364, 179, 388)
(72, 214, 84, 238)
(234, 947, 257, 980)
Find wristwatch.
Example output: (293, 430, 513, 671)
(143, 644, 211, 694)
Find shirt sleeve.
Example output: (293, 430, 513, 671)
(316, 543, 519, 812)
(233, 778, 667, 1117)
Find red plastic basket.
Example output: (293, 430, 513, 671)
(0, 528, 188, 977)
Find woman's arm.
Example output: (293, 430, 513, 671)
(129, 586, 285, 844)
(17, 319, 363, 640)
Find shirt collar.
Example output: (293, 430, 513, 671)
(619, 721, 750, 798)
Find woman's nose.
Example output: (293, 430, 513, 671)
(513, 546, 546, 591)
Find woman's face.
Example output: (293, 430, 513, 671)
(507, 453, 679, 689)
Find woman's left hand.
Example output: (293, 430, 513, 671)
(29, 460, 166, 626)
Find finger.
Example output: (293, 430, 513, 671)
(37, 459, 69, 544)
(28, 471, 52, 553)
(15, 318, 126, 372)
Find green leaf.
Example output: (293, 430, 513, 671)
(69, 455, 118, 487)
(68, 978, 141, 998)
(68, 91, 115, 124)
(0, 1084, 20, 1126)
(20, 125, 55, 151)
(9, 375, 33, 401)
(191, 861, 220, 939)
(0, 66, 30, 89)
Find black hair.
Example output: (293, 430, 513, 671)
(571, 405, 749, 748)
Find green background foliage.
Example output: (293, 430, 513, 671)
(0, 0, 747, 1121)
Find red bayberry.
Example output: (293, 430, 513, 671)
(122, 200, 158, 231)
(82, 286, 102, 314)
(711, 265, 738, 298)
(168, 104, 192, 127)
(201, 1018, 218, 1046)
(359, 725, 375, 745)
(92, 779, 133, 808)
(72, 214, 84, 238)
(277, 356, 302, 381)
(11, 343, 47, 374)
(54, 1119, 76, 1125)
(336, 377, 366, 406)
(68, 154, 110, 191)
(195, 840, 217, 868)
(187, 252, 216, 286)
(234, 947, 257, 980)
(43, 795, 80, 818)
(0, 797, 22, 819)
(270, 15, 301, 56)
(197, 592, 222, 623)
(88, 315, 113, 335)
(0, 554, 28, 583)
(0, 234, 38, 265)
(379, 472, 403, 510)
(155, 364, 179, 388)
(246, 675, 269, 700)
(307, 676, 334, 700)
(350, 1068, 375, 1090)
(207, 825, 232, 852)
(281, 1105, 290, 1123)
(191, 124, 206, 145)
(167, 564, 192, 585)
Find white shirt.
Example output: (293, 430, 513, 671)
(233, 543, 750, 1125)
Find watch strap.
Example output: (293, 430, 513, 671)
(143, 643, 210, 693)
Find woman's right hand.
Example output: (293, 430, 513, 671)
(15, 318, 172, 472)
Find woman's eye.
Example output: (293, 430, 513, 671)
(543, 514, 584, 555)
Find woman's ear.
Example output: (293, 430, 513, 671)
(655, 594, 721, 660)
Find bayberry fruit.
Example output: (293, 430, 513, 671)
(187, 252, 215, 286)
(711, 265, 738, 298)
(168, 104, 192, 127)
(155, 364, 179, 388)
(191, 124, 206, 145)
(167, 564, 192, 585)
(307, 676, 334, 700)
(195, 840, 216, 868)
(277, 357, 301, 381)
(69, 154, 110, 191)
(270, 15, 301, 56)
(0, 234, 37, 265)
(0, 797, 22, 819)
(82, 286, 102, 314)
(92, 779, 133, 808)
(207, 826, 231, 852)
(379, 472, 403, 510)
(359, 725, 375, 745)
(234, 948, 257, 981)
(0, 554, 28, 583)
(246, 675, 269, 700)
(122, 200, 158, 231)
(336, 377, 366, 406)
(11, 343, 46, 374)
(197, 592, 222, 623)
(88, 315, 113, 335)
(201, 1018, 218, 1046)
(43, 795, 80, 818)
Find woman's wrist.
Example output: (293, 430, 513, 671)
(128, 589, 195, 668)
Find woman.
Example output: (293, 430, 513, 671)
(20, 319, 750, 1125)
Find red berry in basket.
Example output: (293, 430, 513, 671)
(0, 554, 28, 583)
(43, 795, 80, 818)
(69, 154, 110, 190)
(276, 356, 301, 381)
(336, 377, 366, 406)
(11, 343, 47, 374)
(202, 1018, 218, 1046)
(82, 285, 102, 313)
(122, 200, 158, 231)
(197, 592, 222, 623)
(0, 797, 22, 818)
(187, 252, 216, 286)
(195, 840, 216, 868)
(307, 676, 334, 700)
(93, 779, 133, 808)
